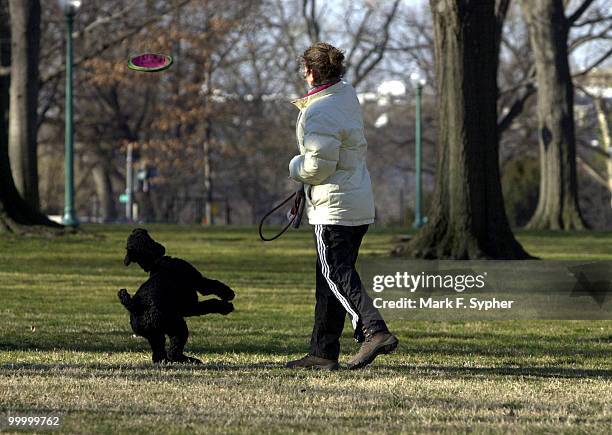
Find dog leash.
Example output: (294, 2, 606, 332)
(258, 184, 305, 241)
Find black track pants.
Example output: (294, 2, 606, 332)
(309, 224, 388, 360)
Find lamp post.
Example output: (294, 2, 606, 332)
(59, 0, 81, 227)
(410, 72, 426, 229)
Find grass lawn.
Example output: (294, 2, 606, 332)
(0, 225, 611, 433)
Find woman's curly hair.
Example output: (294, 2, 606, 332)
(300, 42, 345, 86)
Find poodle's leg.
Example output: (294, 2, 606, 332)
(147, 334, 167, 363)
(197, 277, 235, 301)
(166, 318, 201, 364)
(183, 299, 234, 317)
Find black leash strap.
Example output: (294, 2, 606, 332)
(258, 186, 305, 241)
(291, 186, 306, 229)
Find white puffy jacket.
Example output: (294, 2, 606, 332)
(289, 80, 375, 226)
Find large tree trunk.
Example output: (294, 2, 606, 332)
(8, 0, 40, 209)
(203, 117, 214, 225)
(0, 0, 61, 233)
(593, 98, 611, 208)
(405, 0, 531, 259)
(82, 146, 117, 223)
(520, 0, 586, 230)
(91, 162, 117, 222)
(202, 68, 214, 226)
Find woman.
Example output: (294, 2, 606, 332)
(286, 42, 398, 370)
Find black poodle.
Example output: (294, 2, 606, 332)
(118, 228, 234, 364)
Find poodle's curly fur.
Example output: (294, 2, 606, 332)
(118, 228, 234, 364)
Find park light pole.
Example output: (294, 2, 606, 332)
(59, 0, 81, 227)
(410, 72, 426, 229)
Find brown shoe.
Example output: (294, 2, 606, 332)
(286, 354, 339, 370)
(346, 331, 398, 370)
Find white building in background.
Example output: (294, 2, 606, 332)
(367, 80, 411, 127)
(574, 68, 612, 133)
(377, 80, 407, 97)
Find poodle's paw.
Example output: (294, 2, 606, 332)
(118, 288, 131, 306)
(214, 300, 234, 315)
(215, 282, 235, 301)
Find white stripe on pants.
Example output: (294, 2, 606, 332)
(314, 224, 360, 330)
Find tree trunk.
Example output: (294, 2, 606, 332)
(203, 117, 214, 225)
(8, 0, 40, 209)
(593, 98, 611, 208)
(520, 0, 586, 230)
(202, 68, 214, 226)
(91, 163, 117, 222)
(0, 0, 61, 233)
(405, 0, 531, 259)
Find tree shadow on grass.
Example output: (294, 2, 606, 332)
(2, 361, 611, 380)
(0, 361, 281, 380)
(2, 326, 611, 362)
(2, 332, 611, 360)
(375, 364, 612, 379)
(0, 332, 307, 356)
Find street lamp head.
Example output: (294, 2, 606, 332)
(58, 0, 82, 16)
(409, 72, 426, 88)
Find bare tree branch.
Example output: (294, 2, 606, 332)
(351, 0, 401, 87)
(573, 46, 612, 76)
(39, 0, 193, 85)
(36, 75, 61, 130)
(566, 0, 596, 26)
(134, 86, 153, 133)
(345, 8, 373, 71)
(302, 0, 320, 43)
(498, 83, 537, 133)
(385, 44, 430, 52)
(267, 0, 303, 95)
(498, 40, 610, 132)
(577, 138, 610, 159)
(71, 3, 139, 41)
(577, 155, 609, 188)
(569, 21, 612, 51)
(573, 15, 612, 27)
